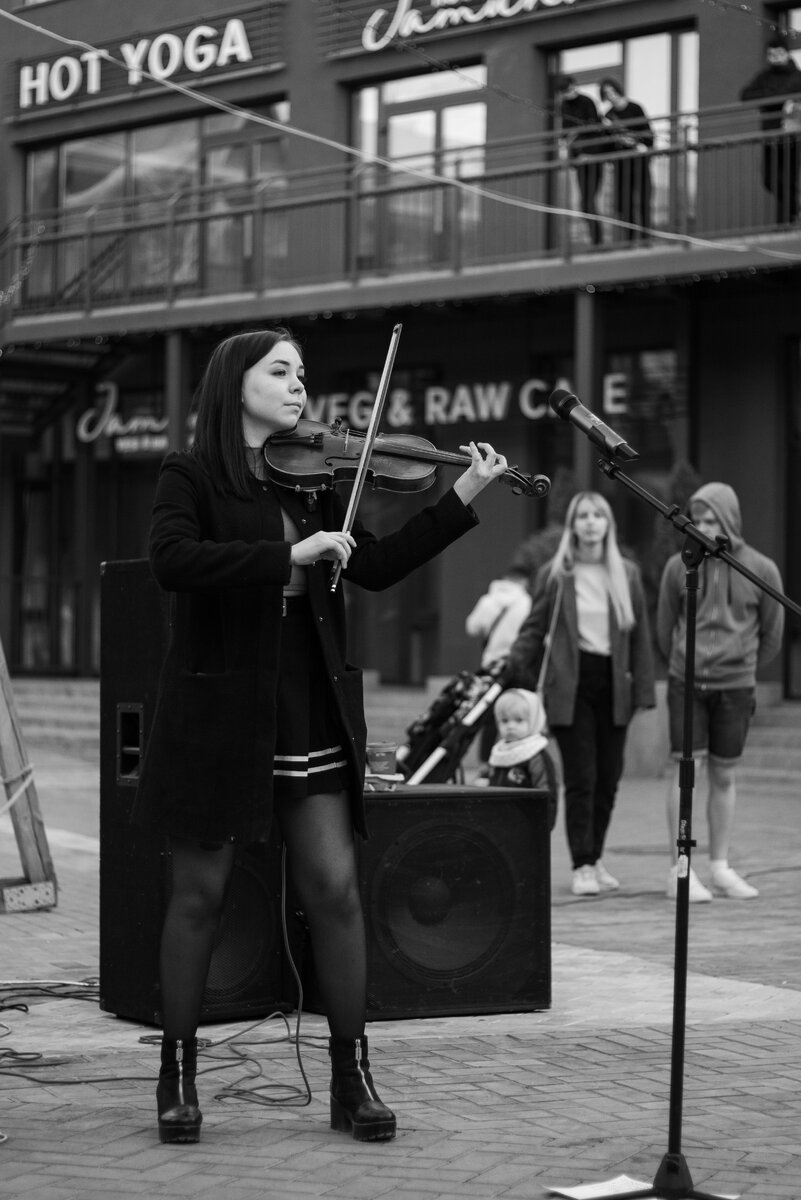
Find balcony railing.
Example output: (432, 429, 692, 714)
(1, 99, 799, 324)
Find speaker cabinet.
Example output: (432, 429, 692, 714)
(359, 786, 550, 1018)
(98, 559, 288, 1026)
(294, 785, 551, 1020)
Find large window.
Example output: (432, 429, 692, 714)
(353, 67, 487, 270)
(553, 30, 699, 247)
(784, 6, 801, 62)
(25, 104, 289, 298)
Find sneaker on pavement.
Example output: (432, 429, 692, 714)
(710, 865, 759, 899)
(594, 860, 620, 890)
(572, 865, 600, 896)
(666, 864, 712, 902)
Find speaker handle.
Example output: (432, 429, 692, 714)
(116, 703, 144, 785)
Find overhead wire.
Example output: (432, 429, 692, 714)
(2, 6, 801, 263)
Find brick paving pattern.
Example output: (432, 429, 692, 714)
(1, 692, 800, 1200)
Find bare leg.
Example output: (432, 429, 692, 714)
(666, 760, 682, 865)
(276, 791, 366, 1039)
(706, 756, 738, 863)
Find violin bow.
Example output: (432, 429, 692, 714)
(330, 322, 403, 593)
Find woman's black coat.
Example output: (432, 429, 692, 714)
(132, 452, 478, 843)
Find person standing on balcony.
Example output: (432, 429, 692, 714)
(739, 35, 801, 225)
(555, 74, 610, 247)
(657, 482, 785, 903)
(600, 79, 655, 242)
(132, 326, 509, 1146)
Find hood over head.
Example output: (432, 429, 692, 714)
(689, 482, 744, 552)
(495, 688, 547, 737)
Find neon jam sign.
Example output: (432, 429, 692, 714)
(362, 0, 577, 52)
(76, 383, 169, 455)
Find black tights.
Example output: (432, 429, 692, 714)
(159, 791, 366, 1043)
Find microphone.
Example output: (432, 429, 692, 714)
(549, 389, 639, 461)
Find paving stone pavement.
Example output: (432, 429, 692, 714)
(1, 731, 801, 1200)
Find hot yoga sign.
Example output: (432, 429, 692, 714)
(17, 17, 265, 111)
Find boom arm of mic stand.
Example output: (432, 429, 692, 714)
(596, 454, 801, 622)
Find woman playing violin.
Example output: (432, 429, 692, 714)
(133, 327, 508, 1146)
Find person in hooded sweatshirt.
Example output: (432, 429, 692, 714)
(657, 482, 785, 902)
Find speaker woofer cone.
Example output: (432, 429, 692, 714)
(370, 822, 516, 984)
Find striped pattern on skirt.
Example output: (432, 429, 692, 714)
(273, 599, 351, 800)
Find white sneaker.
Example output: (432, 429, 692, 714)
(572, 865, 600, 896)
(710, 865, 759, 900)
(667, 865, 713, 902)
(594, 861, 620, 890)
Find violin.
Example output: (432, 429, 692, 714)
(264, 418, 550, 499)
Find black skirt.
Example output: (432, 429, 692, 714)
(273, 597, 351, 800)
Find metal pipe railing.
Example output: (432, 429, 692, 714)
(1, 107, 799, 323)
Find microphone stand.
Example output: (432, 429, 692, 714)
(566, 454, 801, 1200)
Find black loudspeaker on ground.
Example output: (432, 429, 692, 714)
(99, 559, 551, 1026)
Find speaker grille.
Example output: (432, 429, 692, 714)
(362, 787, 551, 1018)
(371, 821, 515, 983)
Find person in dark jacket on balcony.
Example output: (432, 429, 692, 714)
(132, 326, 509, 1146)
(555, 74, 611, 247)
(600, 78, 655, 242)
(739, 36, 801, 224)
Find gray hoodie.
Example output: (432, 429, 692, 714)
(656, 482, 785, 688)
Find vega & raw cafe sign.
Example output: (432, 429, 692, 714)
(17, 16, 266, 112)
(306, 372, 629, 428)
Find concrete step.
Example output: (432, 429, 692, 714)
(750, 702, 801, 728)
(10, 677, 799, 791)
(10, 678, 100, 749)
(736, 766, 801, 796)
(7, 676, 432, 754)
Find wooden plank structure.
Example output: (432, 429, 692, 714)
(0, 639, 58, 912)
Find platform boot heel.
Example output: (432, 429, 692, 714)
(329, 1035, 396, 1142)
(157, 1036, 202, 1144)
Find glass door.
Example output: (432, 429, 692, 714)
(385, 108, 439, 267)
(354, 67, 487, 271)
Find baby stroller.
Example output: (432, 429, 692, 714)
(396, 660, 506, 785)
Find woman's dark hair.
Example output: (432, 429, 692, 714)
(190, 326, 301, 496)
(599, 77, 624, 99)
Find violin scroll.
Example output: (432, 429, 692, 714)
(500, 467, 551, 498)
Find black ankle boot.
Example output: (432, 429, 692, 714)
(157, 1037, 202, 1144)
(329, 1035, 396, 1141)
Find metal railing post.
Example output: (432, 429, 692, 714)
(559, 141, 574, 262)
(347, 166, 361, 283)
(252, 181, 266, 291)
(166, 193, 178, 304)
(82, 208, 95, 313)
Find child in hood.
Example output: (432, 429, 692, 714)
(486, 688, 558, 831)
